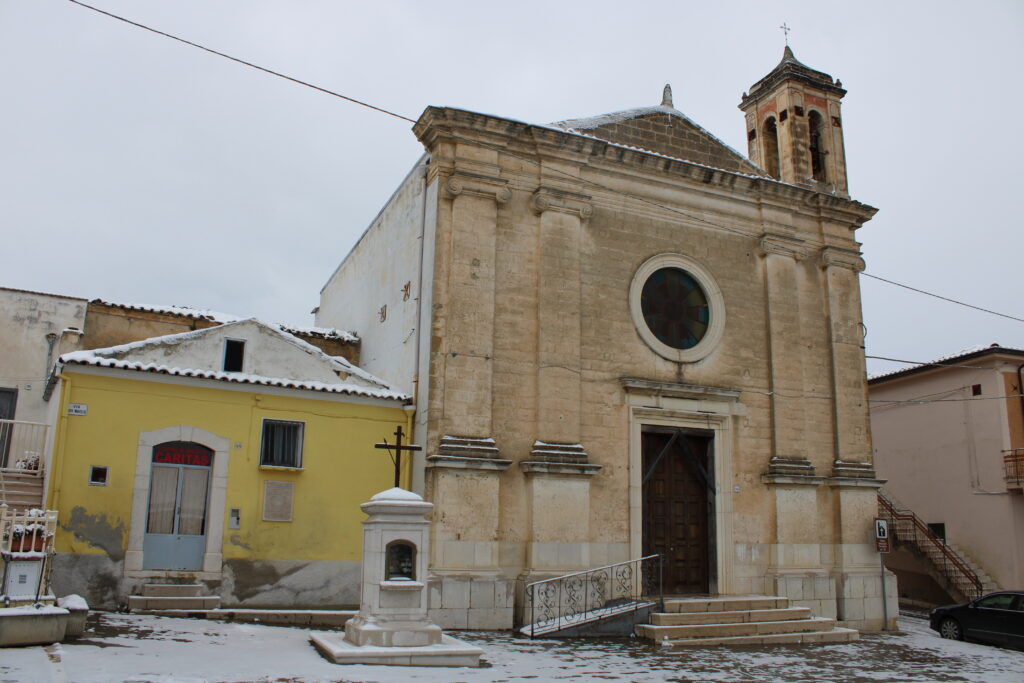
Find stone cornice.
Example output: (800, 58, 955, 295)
(426, 454, 512, 472)
(413, 106, 878, 231)
(443, 170, 511, 204)
(759, 233, 807, 260)
(519, 461, 602, 476)
(530, 187, 593, 219)
(621, 378, 742, 402)
(819, 246, 865, 272)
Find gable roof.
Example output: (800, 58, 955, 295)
(59, 319, 407, 402)
(554, 99, 767, 178)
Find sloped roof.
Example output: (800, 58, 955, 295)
(59, 319, 407, 402)
(553, 96, 766, 178)
(868, 344, 1024, 384)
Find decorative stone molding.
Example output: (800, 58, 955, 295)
(530, 187, 593, 220)
(520, 440, 600, 476)
(761, 456, 824, 486)
(758, 233, 807, 260)
(443, 171, 511, 204)
(827, 460, 885, 487)
(426, 435, 512, 471)
(819, 246, 865, 272)
(621, 378, 741, 403)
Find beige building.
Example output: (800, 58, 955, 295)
(317, 48, 894, 630)
(870, 344, 1024, 598)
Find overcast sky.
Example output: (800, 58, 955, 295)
(3, 1, 1022, 376)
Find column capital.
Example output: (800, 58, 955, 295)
(759, 233, 807, 260)
(819, 246, 865, 272)
(444, 171, 511, 203)
(530, 186, 593, 219)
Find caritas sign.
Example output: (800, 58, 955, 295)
(152, 442, 213, 467)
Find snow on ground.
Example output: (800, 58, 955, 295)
(2, 612, 1023, 683)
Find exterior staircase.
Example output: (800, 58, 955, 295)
(0, 470, 45, 510)
(877, 490, 996, 602)
(128, 584, 220, 612)
(635, 596, 858, 647)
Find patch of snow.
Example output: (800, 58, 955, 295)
(370, 487, 423, 502)
(868, 343, 1024, 382)
(0, 605, 68, 616)
(279, 323, 359, 343)
(90, 299, 241, 323)
(57, 594, 88, 611)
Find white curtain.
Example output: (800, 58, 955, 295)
(147, 466, 179, 534)
(178, 468, 210, 536)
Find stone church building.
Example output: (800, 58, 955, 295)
(316, 48, 894, 631)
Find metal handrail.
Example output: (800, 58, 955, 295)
(878, 492, 983, 599)
(1003, 451, 1024, 485)
(524, 554, 662, 638)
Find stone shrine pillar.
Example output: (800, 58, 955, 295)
(310, 488, 482, 666)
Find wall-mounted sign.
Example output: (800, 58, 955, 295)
(875, 517, 891, 553)
(68, 403, 88, 416)
(152, 441, 213, 467)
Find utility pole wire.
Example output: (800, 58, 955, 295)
(68, 0, 418, 124)
(862, 273, 1024, 324)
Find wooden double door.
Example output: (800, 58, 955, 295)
(641, 427, 715, 595)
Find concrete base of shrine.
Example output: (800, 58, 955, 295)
(309, 632, 483, 667)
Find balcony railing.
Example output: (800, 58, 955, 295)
(1003, 449, 1024, 488)
(0, 419, 48, 473)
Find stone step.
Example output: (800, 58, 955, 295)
(665, 627, 860, 647)
(650, 607, 811, 626)
(128, 595, 220, 611)
(142, 583, 204, 598)
(637, 616, 834, 641)
(662, 596, 789, 613)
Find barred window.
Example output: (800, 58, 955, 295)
(260, 420, 304, 468)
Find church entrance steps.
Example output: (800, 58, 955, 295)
(635, 596, 859, 647)
(127, 583, 220, 612)
(650, 606, 812, 625)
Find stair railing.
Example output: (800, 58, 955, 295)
(877, 491, 983, 600)
(523, 554, 662, 638)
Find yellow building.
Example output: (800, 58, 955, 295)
(46, 319, 411, 609)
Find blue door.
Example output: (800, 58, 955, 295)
(143, 442, 212, 571)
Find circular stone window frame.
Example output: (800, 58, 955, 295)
(629, 253, 726, 363)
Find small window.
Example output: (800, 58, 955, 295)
(223, 339, 245, 372)
(260, 419, 304, 468)
(89, 466, 108, 486)
(779, 109, 788, 122)
(972, 384, 982, 396)
(385, 541, 416, 580)
(927, 522, 946, 542)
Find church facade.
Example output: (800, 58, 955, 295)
(317, 48, 895, 631)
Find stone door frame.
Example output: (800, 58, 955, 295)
(124, 425, 230, 579)
(625, 381, 741, 596)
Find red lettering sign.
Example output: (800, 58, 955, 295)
(153, 442, 212, 467)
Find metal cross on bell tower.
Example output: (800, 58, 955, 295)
(374, 425, 422, 488)
(779, 22, 791, 46)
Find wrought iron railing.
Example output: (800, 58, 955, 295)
(1003, 449, 1024, 488)
(0, 419, 48, 473)
(523, 554, 662, 638)
(877, 491, 983, 600)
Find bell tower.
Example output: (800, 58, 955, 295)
(739, 47, 850, 197)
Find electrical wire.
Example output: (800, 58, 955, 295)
(68, 0, 1024, 327)
(67, 0, 417, 124)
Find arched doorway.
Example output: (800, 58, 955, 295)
(142, 441, 213, 570)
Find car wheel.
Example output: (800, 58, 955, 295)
(939, 617, 963, 641)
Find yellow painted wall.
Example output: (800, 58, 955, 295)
(49, 370, 410, 563)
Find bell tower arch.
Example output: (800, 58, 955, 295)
(739, 46, 850, 196)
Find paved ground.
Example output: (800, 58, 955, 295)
(2, 611, 1024, 682)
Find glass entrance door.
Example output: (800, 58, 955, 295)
(143, 441, 212, 570)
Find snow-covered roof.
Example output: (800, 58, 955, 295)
(868, 343, 1024, 383)
(59, 319, 408, 402)
(90, 298, 241, 324)
(90, 299, 359, 343)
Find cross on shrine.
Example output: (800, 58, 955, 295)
(374, 425, 422, 488)
(779, 22, 791, 46)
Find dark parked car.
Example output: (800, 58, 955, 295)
(930, 591, 1024, 649)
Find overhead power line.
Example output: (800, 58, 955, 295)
(68, 0, 417, 124)
(70, 1, 1023, 328)
(862, 273, 1024, 324)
